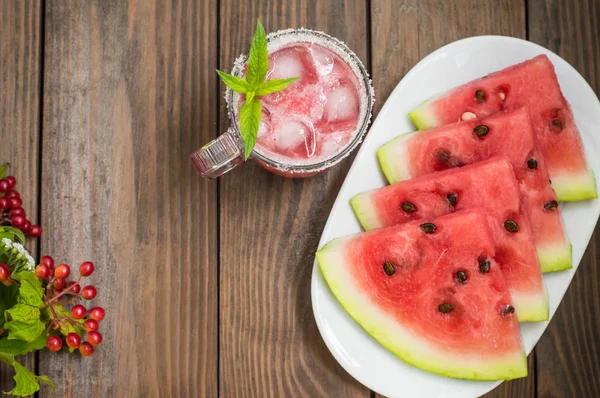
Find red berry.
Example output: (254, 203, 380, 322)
(20, 220, 31, 233)
(10, 198, 22, 208)
(8, 207, 25, 218)
(67, 281, 81, 293)
(66, 332, 81, 349)
(79, 261, 95, 277)
(46, 335, 62, 352)
(41, 255, 54, 268)
(5, 176, 16, 189)
(79, 342, 94, 356)
(28, 225, 42, 237)
(0, 263, 10, 281)
(70, 304, 86, 320)
(10, 215, 25, 228)
(35, 264, 50, 279)
(53, 277, 67, 290)
(87, 331, 103, 346)
(54, 264, 70, 278)
(6, 190, 20, 199)
(0, 180, 9, 193)
(0, 198, 9, 210)
(83, 319, 99, 332)
(89, 307, 105, 322)
(81, 285, 97, 300)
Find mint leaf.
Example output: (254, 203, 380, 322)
(216, 70, 250, 93)
(256, 77, 299, 96)
(0, 163, 7, 180)
(0, 353, 54, 396)
(0, 226, 26, 244)
(246, 91, 256, 104)
(245, 19, 268, 87)
(239, 98, 262, 159)
(4, 304, 45, 342)
(13, 272, 44, 308)
(0, 333, 46, 355)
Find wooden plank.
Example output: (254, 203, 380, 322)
(369, 1, 532, 396)
(0, 0, 41, 393)
(218, 1, 372, 396)
(529, 0, 600, 396)
(38, 1, 218, 396)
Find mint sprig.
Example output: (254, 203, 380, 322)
(216, 19, 299, 159)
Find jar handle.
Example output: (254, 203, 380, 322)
(190, 128, 245, 179)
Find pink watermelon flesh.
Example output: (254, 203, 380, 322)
(378, 107, 571, 272)
(352, 157, 547, 321)
(317, 210, 527, 380)
(409, 55, 596, 201)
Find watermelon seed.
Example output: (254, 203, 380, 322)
(420, 223, 437, 234)
(438, 303, 454, 313)
(475, 89, 486, 103)
(499, 92, 506, 101)
(401, 202, 417, 213)
(447, 193, 457, 207)
(479, 259, 491, 274)
(455, 270, 468, 284)
(504, 220, 519, 233)
(436, 149, 450, 162)
(473, 125, 489, 137)
(461, 112, 476, 121)
(544, 200, 559, 211)
(527, 157, 538, 169)
(500, 305, 515, 316)
(383, 261, 395, 276)
(552, 119, 563, 130)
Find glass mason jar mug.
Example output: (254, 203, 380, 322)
(191, 28, 374, 178)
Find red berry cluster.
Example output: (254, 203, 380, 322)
(36, 257, 104, 356)
(0, 175, 41, 237)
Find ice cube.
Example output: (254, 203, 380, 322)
(275, 120, 316, 156)
(310, 47, 334, 76)
(268, 49, 304, 80)
(324, 85, 359, 123)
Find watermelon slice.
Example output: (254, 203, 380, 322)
(378, 107, 571, 272)
(351, 157, 548, 321)
(317, 210, 527, 380)
(409, 55, 596, 201)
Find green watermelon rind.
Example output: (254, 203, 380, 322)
(350, 192, 382, 231)
(550, 169, 598, 202)
(376, 133, 416, 184)
(316, 239, 529, 381)
(538, 242, 573, 273)
(408, 101, 436, 130)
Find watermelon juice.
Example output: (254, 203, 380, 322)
(192, 29, 373, 178)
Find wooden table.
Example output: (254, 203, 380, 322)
(1, 1, 598, 396)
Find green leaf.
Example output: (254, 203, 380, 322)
(13, 272, 44, 308)
(4, 304, 45, 343)
(0, 283, 19, 328)
(239, 98, 262, 159)
(48, 305, 84, 336)
(0, 227, 25, 244)
(0, 353, 54, 396)
(245, 91, 256, 104)
(0, 333, 46, 356)
(215, 69, 250, 93)
(245, 19, 268, 87)
(0, 163, 7, 180)
(256, 77, 299, 96)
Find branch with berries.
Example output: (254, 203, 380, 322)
(0, 163, 105, 396)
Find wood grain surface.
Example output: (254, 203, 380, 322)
(218, 1, 371, 397)
(38, 0, 218, 396)
(0, 0, 598, 396)
(0, 0, 41, 393)
(529, 0, 600, 397)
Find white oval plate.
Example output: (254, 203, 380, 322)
(311, 36, 600, 398)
